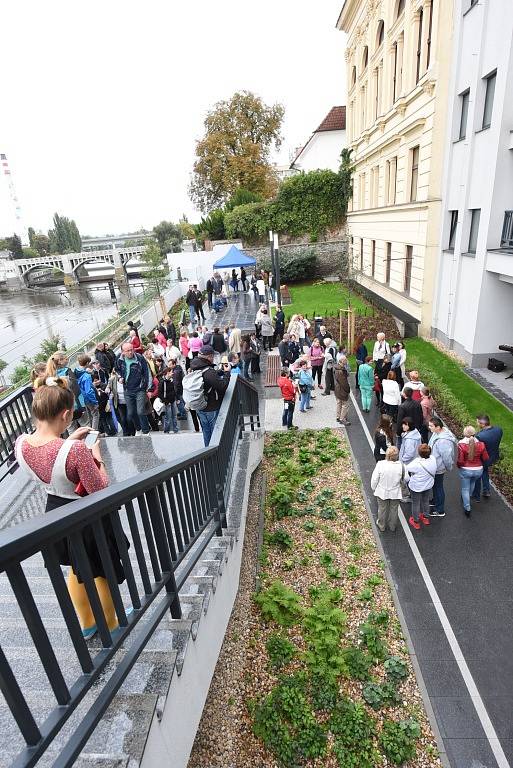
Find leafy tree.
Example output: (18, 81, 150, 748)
(0, 233, 23, 258)
(28, 228, 50, 256)
(0, 359, 7, 372)
(178, 215, 195, 240)
(48, 213, 82, 253)
(189, 90, 284, 213)
(195, 209, 226, 243)
(153, 221, 182, 254)
(225, 188, 264, 211)
(22, 247, 39, 258)
(141, 241, 171, 300)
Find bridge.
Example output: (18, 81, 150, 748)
(4, 246, 146, 288)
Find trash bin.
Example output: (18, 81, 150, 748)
(314, 316, 323, 335)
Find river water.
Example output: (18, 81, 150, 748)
(0, 280, 145, 381)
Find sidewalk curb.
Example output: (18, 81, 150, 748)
(343, 428, 451, 768)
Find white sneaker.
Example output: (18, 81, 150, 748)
(135, 430, 142, 436)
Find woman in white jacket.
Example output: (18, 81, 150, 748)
(406, 444, 437, 530)
(371, 446, 408, 533)
(381, 371, 401, 421)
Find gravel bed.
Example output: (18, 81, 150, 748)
(188, 431, 443, 768)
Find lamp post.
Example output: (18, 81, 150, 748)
(273, 232, 281, 307)
(268, 230, 275, 300)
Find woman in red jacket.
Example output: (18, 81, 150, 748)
(457, 425, 489, 516)
(277, 367, 297, 430)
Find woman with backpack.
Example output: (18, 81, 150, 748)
(457, 426, 489, 516)
(46, 350, 86, 428)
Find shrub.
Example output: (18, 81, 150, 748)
(254, 581, 302, 627)
(384, 656, 409, 683)
(330, 698, 378, 768)
(266, 528, 293, 551)
(362, 681, 401, 710)
(266, 633, 297, 668)
(379, 718, 420, 765)
(303, 586, 347, 683)
(341, 646, 373, 681)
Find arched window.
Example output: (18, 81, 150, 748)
(376, 19, 384, 48)
(396, 0, 406, 19)
(351, 66, 357, 86)
(362, 46, 369, 69)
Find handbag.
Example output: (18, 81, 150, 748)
(299, 383, 308, 393)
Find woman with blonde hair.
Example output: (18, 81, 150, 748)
(457, 425, 489, 516)
(15, 378, 129, 637)
(371, 445, 408, 532)
(46, 351, 84, 426)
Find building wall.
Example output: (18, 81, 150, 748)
(432, 0, 513, 366)
(293, 130, 347, 172)
(338, 0, 453, 335)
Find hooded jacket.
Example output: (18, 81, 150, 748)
(114, 353, 152, 394)
(396, 398, 423, 435)
(428, 428, 457, 474)
(398, 428, 422, 465)
(74, 367, 98, 406)
(189, 355, 230, 412)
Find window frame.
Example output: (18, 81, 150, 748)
(362, 46, 369, 70)
(458, 89, 470, 140)
(371, 240, 376, 277)
(448, 210, 458, 250)
(482, 70, 496, 130)
(376, 19, 385, 49)
(404, 245, 413, 294)
(468, 209, 481, 253)
(360, 238, 364, 272)
(385, 242, 392, 284)
(396, 0, 406, 20)
(416, 7, 424, 84)
(410, 145, 420, 203)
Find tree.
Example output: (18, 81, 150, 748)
(178, 215, 195, 240)
(48, 213, 82, 254)
(141, 242, 171, 306)
(225, 188, 264, 211)
(153, 221, 183, 254)
(189, 90, 284, 214)
(194, 209, 226, 245)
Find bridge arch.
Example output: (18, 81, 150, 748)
(70, 254, 115, 274)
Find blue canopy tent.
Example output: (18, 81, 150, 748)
(213, 245, 256, 270)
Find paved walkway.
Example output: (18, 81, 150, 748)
(465, 366, 513, 413)
(202, 291, 262, 334)
(264, 382, 513, 768)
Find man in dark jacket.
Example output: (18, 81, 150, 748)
(158, 369, 178, 433)
(114, 342, 153, 434)
(472, 414, 503, 500)
(168, 358, 186, 419)
(211, 327, 226, 362)
(166, 318, 177, 345)
(104, 344, 117, 371)
(193, 285, 205, 322)
(186, 285, 197, 326)
(274, 306, 285, 342)
(157, 320, 168, 340)
(95, 343, 113, 374)
(278, 333, 291, 366)
(206, 277, 214, 309)
(189, 345, 230, 446)
(316, 325, 332, 344)
(397, 387, 423, 447)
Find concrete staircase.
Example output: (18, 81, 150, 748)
(0, 428, 263, 768)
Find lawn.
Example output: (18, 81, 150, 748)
(405, 337, 513, 496)
(282, 281, 369, 321)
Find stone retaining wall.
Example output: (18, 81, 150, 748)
(245, 238, 349, 279)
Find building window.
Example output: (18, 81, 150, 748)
(448, 210, 458, 249)
(386, 242, 392, 284)
(385, 157, 397, 205)
(376, 19, 384, 48)
(482, 70, 496, 129)
(392, 43, 398, 103)
(371, 165, 379, 207)
(468, 209, 481, 252)
(362, 46, 368, 70)
(360, 239, 364, 272)
(396, 0, 405, 19)
(459, 89, 470, 139)
(351, 66, 357, 87)
(392, 36, 404, 103)
(359, 172, 366, 208)
(373, 66, 381, 120)
(416, 8, 424, 83)
(404, 246, 413, 293)
(371, 240, 376, 277)
(426, 1, 433, 69)
(410, 146, 420, 202)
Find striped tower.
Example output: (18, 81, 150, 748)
(1, 153, 29, 245)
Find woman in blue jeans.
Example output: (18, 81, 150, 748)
(297, 361, 314, 412)
(456, 426, 489, 516)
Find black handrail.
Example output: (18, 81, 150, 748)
(0, 385, 34, 482)
(0, 374, 259, 768)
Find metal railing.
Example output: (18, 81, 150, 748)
(0, 375, 259, 768)
(0, 385, 34, 482)
(500, 210, 513, 249)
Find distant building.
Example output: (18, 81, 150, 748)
(338, 0, 453, 336)
(273, 163, 299, 182)
(289, 106, 347, 173)
(432, 0, 513, 366)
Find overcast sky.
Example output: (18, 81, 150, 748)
(0, 1, 347, 238)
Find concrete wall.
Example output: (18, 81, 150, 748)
(432, 0, 513, 366)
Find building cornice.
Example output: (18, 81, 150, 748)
(337, 0, 359, 31)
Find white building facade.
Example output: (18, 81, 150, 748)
(290, 106, 347, 173)
(432, 0, 513, 367)
(338, 0, 453, 335)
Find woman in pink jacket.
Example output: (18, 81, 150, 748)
(309, 338, 325, 388)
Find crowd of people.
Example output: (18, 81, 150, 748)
(30, 314, 246, 449)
